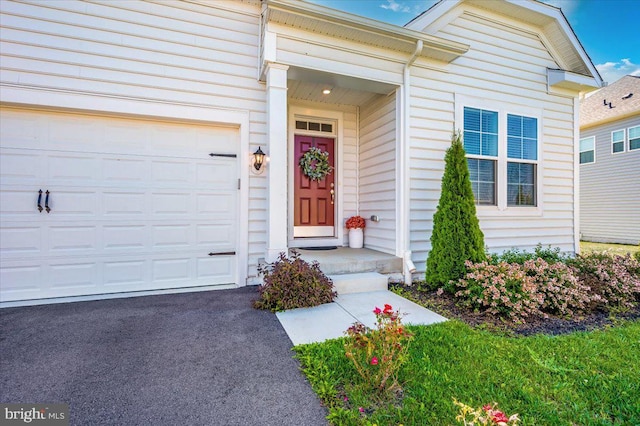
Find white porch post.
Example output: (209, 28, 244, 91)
(265, 63, 289, 262)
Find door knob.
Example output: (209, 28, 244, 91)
(330, 189, 335, 205)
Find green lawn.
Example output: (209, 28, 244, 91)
(295, 320, 640, 425)
(580, 241, 639, 256)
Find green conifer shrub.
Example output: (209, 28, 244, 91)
(424, 131, 486, 291)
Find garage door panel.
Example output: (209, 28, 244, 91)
(152, 192, 190, 215)
(196, 224, 235, 249)
(103, 191, 146, 216)
(196, 192, 235, 216)
(103, 225, 147, 251)
(197, 256, 235, 282)
(103, 157, 147, 184)
(0, 225, 42, 256)
(47, 154, 98, 183)
(196, 159, 237, 186)
(104, 260, 147, 287)
(1, 107, 239, 303)
(48, 225, 97, 254)
(152, 258, 191, 282)
(0, 188, 44, 217)
(152, 224, 191, 248)
(0, 149, 42, 184)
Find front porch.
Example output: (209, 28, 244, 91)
(296, 247, 402, 275)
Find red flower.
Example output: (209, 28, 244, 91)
(492, 411, 509, 423)
(383, 304, 393, 314)
(483, 404, 493, 412)
(370, 356, 379, 365)
(345, 216, 366, 229)
(373, 306, 382, 315)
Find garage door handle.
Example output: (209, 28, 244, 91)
(208, 251, 236, 256)
(37, 190, 43, 212)
(45, 190, 51, 213)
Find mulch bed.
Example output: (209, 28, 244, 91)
(391, 284, 640, 336)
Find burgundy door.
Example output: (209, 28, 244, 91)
(294, 135, 335, 237)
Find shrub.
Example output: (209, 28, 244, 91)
(569, 252, 640, 311)
(634, 245, 640, 262)
(489, 244, 566, 265)
(344, 304, 413, 402)
(425, 131, 485, 290)
(253, 251, 336, 312)
(455, 258, 595, 322)
(523, 258, 593, 317)
(455, 261, 541, 322)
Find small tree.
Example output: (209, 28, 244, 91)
(425, 131, 485, 291)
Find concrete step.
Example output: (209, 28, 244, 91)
(329, 272, 388, 295)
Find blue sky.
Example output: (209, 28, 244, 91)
(307, 0, 640, 85)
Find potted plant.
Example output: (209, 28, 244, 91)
(345, 215, 366, 248)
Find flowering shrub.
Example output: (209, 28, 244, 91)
(455, 258, 596, 322)
(569, 252, 640, 311)
(454, 399, 520, 425)
(489, 244, 566, 265)
(344, 304, 413, 400)
(345, 215, 366, 229)
(253, 251, 336, 312)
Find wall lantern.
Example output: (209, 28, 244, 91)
(253, 146, 266, 172)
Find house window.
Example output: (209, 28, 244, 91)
(462, 107, 539, 208)
(579, 136, 595, 164)
(629, 126, 640, 150)
(507, 114, 537, 206)
(612, 129, 625, 153)
(463, 107, 498, 205)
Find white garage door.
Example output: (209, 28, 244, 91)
(0, 107, 239, 303)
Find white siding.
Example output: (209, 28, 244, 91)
(409, 7, 578, 271)
(0, 0, 268, 281)
(580, 115, 640, 245)
(359, 94, 397, 254)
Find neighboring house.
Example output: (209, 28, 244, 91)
(0, 0, 601, 305)
(579, 75, 640, 245)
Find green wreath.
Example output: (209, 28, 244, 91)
(299, 147, 333, 181)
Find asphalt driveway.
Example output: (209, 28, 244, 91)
(0, 287, 328, 425)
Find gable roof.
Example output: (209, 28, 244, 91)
(406, 0, 602, 85)
(580, 76, 640, 129)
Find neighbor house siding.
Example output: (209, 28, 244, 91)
(580, 115, 640, 245)
(0, 0, 268, 281)
(408, 6, 577, 271)
(359, 93, 397, 255)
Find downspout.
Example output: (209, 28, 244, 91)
(401, 39, 422, 285)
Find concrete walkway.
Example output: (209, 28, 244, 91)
(277, 290, 447, 345)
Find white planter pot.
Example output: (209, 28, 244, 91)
(348, 228, 364, 248)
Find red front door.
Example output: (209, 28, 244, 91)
(294, 135, 335, 237)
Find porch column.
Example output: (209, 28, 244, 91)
(265, 63, 289, 262)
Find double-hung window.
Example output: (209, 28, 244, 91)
(461, 100, 539, 210)
(464, 107, 498, 205)
(612, 129, 625, 154)
(506, 114, 537, 206)
(629, 126, 640, 150)
(579, 136, 595, 164)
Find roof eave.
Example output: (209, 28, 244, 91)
(548, 69, 601, 93)
(265, 0, 469, 62)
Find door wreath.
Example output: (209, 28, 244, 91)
(299, 147, 333, 181)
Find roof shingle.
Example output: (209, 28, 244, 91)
(580, 75, 640, 128)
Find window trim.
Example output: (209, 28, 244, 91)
(611, 129, 625, 154)
(579, 136, 595, 164)
(629, 125, 640, 151)
(455, 94, 542, 216)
